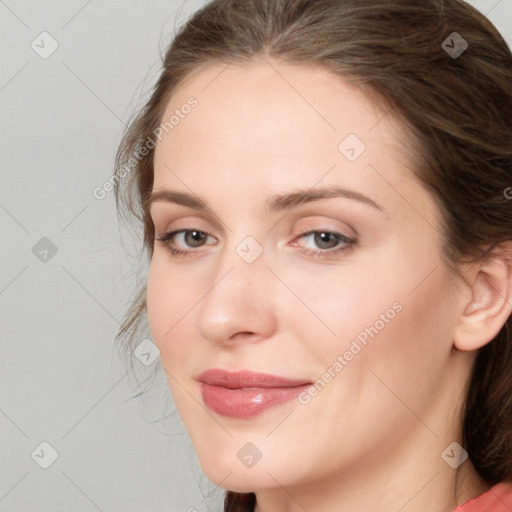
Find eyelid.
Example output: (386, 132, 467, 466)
(291, 216, 358, 240)
(151, 210, 225, 238)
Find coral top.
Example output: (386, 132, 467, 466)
(455, 482, 512, 511)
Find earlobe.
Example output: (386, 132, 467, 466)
(454, 248, 512, 352)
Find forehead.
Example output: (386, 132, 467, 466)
(156, 60, 395, 156)
(150, 59, 436, 225)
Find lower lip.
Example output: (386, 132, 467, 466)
(200, 383, 311, 418)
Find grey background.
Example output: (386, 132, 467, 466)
(0, 0, 511, 511)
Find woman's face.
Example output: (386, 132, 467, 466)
(147, 60, 468, 494)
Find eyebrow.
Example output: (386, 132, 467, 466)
(146, 186, 384, 214)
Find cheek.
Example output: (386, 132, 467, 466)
(287, 269, 456, 465)
(146, 262, 168, 341)
(277, 261, 397, 363)
(146, 262, 200, 414)
(146, 260, 193, 362)
(291, 248, 455, 401)
(330, 265, 456, 411)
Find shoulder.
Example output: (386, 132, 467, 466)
(454, 482, 512, 512)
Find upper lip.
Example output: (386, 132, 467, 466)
(197, 369, 312, 389)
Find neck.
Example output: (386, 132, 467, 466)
(253, 425, 489, 512)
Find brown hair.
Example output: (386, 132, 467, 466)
(113, 0, 512, 510)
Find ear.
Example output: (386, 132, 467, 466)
(453, 244, 512, 352)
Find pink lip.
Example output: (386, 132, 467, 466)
(197, 369, 312, 418)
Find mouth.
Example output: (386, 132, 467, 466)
(197, 369, 313, 418)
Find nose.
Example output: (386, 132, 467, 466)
(195, 245, 278, 347)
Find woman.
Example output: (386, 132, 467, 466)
(114, 0, 512, 510)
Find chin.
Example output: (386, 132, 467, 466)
(202, 467, 271, 494)
(194, 447, 276, 492)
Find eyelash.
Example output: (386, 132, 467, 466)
(155, 229, 356, 260)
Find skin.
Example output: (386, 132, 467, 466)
(146, 59, 511, 511)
